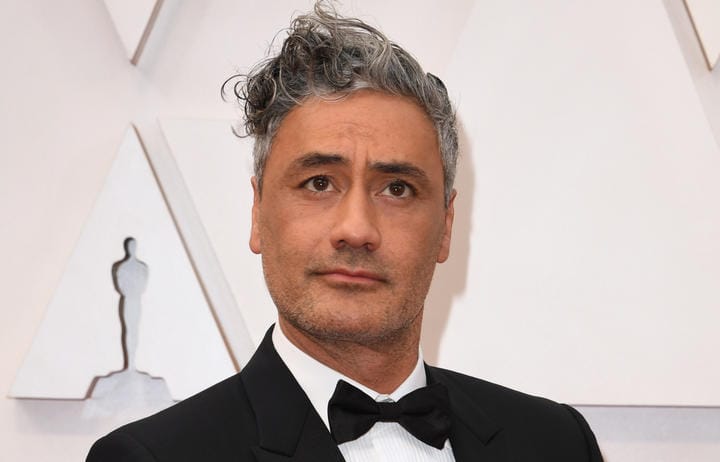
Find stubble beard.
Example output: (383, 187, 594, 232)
(276, 291, 424, 348)
(263, 249, 436, 349)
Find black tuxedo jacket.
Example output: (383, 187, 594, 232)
(87, 327, 603, 461)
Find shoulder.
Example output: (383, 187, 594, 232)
(86, 373, 258, 462)
(429, 366, 603, 461)
(430, 365, 569, 417)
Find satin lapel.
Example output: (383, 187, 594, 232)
(242, 327, 345, 462)
(426, 366, 508, 462)
(252, 413, 345, 462)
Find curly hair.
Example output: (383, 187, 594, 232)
(223, 1, 458, 205)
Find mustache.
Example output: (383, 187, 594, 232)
(305, 248, 390, 281)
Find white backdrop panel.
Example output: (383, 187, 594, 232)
(432, 0, 720, 405)
(10, 128, 234, 400)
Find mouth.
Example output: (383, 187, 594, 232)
(313, 268, 387, 286)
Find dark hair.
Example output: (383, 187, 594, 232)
(223, 1, 458, 204)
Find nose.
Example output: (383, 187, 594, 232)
(329, 187, 381, 251)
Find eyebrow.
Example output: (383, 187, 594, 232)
(370, 161, 429, 182)
(288, 152, 429, 182)
(291, 152, 348, 170)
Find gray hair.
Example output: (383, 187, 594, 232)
(223, 2, 458, 205)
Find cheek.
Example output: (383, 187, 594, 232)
(259, 206, 326, 256)
(382, 210, 446, 254)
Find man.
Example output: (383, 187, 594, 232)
(88, 3, 603, 461)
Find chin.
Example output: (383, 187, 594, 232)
(285, 306, 418, 346)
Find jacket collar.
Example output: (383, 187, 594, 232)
(426, 365, 507, 462)
(241, 326, 344, 462)
(241, 326, 506, 462)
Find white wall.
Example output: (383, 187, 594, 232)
(1, 0, 719, 460)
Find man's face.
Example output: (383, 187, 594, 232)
(250, 90, 455, 345)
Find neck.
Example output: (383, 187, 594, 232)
(278, 317, 422, 394)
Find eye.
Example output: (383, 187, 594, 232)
(302, 176, 334, 192)
(381, 180, 414, 198)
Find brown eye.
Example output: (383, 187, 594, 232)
(381, 181, 413, 198)
(313, 177, 328, 190)
(303, 176, 333, 192)
(389, 183, 406, 196)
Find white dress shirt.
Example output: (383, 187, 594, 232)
(272, 325, 456, 462)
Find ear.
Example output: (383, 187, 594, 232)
(436, 189, 456, 263)
(249, 176, 262, 254)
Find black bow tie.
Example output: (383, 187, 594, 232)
(327, 379, 452, 449)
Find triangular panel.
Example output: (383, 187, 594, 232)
(103, 0, 163, 64)
(684, 0, 720, 69)
(11, 126, 234, 400)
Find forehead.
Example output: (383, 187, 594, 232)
(266, 90, 442, 175)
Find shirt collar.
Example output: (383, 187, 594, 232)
(272, 323, 427, 430)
